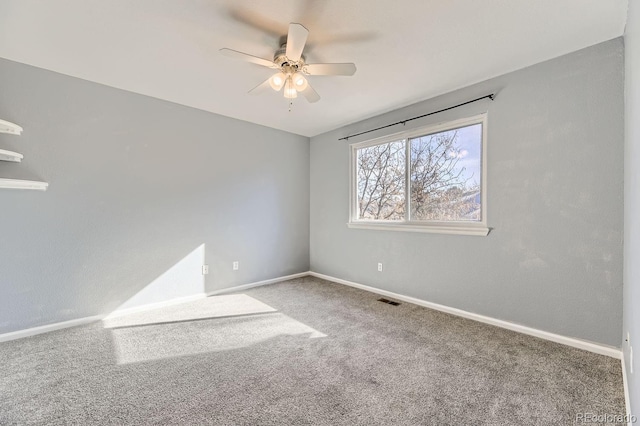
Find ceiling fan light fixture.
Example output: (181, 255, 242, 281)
(269, 72, 286, 91)
(292, 73, 308, 91)
(221, 21, 357, 106)
(284, 77, 298, 99)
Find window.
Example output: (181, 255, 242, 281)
(349, 114, 488, 236)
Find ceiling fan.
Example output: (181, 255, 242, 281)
(220, 23, 357, 104)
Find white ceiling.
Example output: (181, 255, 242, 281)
(0, 0, 628, 137)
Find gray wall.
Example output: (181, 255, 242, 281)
(0, 58, 310, 334)
(310, 39, 624, 347)
(624, 0, 640, 416)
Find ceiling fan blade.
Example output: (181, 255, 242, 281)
(300, 83, 320, 103)
(219, 48, 278, 69)
(285, 23, 309, 61)
(248, 77, 273, 95)
(304, 63, 357, 76)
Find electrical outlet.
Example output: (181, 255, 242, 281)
(377, 262, 383, 272)
(202, 265, 209, 275)
(233, 261, 239, 271)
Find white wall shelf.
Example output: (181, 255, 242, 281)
(0, 119, 23, 135)
(0, 178, 48, 191)
(0, 119, 48, 190)
(0, 149, 23, 162)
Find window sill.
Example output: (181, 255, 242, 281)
(347, 222, 490, 236)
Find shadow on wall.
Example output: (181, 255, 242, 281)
(106, 244, 206, 316)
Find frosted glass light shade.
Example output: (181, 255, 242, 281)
(292, 73, 308, 91)
(269, 72, 286, 91)
(284, 77, 298, 98)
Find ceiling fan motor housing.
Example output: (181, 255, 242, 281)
(274, 44, 305, 69)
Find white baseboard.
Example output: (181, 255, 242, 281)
(0, 315, 103, 343)
(0, 272, 309, 344)
(112, 271, 310, 312)
(1, 270, 623, 363)
(207, 272, 309, 296)
(622, 354, 632, 422)
(308, 271, 622, 359)
(103, 293, 207, 320)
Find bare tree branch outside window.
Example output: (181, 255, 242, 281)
(410, 125, 481, 221)
(356, 123, 482, 222)
(357, 141, 405, 220)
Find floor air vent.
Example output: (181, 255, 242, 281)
(377, 298, 401, 306)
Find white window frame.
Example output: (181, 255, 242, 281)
(348, 113, 489, 236)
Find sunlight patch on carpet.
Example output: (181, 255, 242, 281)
(103, 294, 276, 328)
(104, 294, 326, 364)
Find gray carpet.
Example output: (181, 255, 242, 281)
(0, 277, 625, 425)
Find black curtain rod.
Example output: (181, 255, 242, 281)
(338, 94, 495, 141)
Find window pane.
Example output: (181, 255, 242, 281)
(410, 124, 482, 222)
(357, 140, 406, 220)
